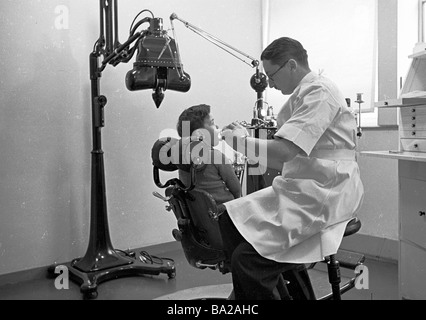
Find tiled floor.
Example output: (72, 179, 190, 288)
(0, 241, 398, 300)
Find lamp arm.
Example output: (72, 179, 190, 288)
(97, 0, 149, 69)
(100, 31, 144, 70)
(170, 13, 259, 69)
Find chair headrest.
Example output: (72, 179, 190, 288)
(151, 137, 207, 173)
(151, 137, 179, 172)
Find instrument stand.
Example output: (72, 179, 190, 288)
(47, 51, 176, 300)
(246, 71, 271, 194)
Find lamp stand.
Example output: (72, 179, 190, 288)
(47, 52, 176, 300)
(246, 75, 270, 194)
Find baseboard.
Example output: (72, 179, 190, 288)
(0, 236, 396, 287)
(0, 265, 50, 287)
(340, 233, 398, 264)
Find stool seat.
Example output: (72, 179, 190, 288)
(343, 218, 361, 237)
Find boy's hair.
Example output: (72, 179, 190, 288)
(261, 37, 309, 68)
(177, 104, 211, 137)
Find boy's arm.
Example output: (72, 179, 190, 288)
(215, 151, 242, 199)
(217, 163, 242, 199)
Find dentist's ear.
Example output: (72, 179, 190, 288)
(288, 59, 297, 71)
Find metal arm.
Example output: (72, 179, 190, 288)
(170, 12, 268, 114)
(170, 13, 259, 69)
(96, 0, 149, 70)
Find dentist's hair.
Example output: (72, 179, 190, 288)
(261, 37, 309, 68)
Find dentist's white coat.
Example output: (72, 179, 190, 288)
(224, 72, 364, 263)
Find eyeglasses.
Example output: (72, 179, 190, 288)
(267, 60, 289, 81)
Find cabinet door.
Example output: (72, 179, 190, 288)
(400, 241, 426, 299)
(399, 177, 426, 248)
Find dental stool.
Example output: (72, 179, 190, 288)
(301, 217, 365, 300)
(151, 137, 365, 300)
(274, 217, 364, 300)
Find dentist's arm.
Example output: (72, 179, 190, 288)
(221, 125, 302, 171)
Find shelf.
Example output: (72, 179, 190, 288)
(409, 50, 426, 59)
(375, 98, 426, 108)
(361, 150, 426, 162)
(376, 50, 426, 108)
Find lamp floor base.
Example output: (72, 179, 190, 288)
(47, 250, 176, 300)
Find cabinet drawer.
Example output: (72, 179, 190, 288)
(399, 119, 426, 132)
(400, 106, 426, 118)
(400, 177, 426, 248)
(400, 242, 426, 299)
(400, 138, 426, 152)
(400, 131, 426, 138)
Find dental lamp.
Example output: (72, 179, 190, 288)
(48, 0, 182, 299)
(125, 16, 191, 107)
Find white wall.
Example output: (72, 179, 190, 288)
(265, 0, 377, 111)
(0, 0, 262, 276)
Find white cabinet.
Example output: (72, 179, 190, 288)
(362, 125, 426, 299)
(363, 135, 426, 300)
(361, 47, 426, 299)
(398, 162, 426, 299)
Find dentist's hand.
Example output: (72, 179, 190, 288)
(220, 122, 250, 149)
(221, 122, 249, 137)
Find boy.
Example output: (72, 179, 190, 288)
(176, 104, 241, 204)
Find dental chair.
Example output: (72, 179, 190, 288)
(151, 137, 231, 275)
(151, 137, 365, 300)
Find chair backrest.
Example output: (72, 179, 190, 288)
(165, 185, 224, 249)
(152, 137, 230, 273)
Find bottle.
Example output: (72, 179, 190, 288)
(267, 105, 274, 118)
(253, 105, 258, 119)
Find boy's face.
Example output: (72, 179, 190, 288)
(202, 113, 220, 146)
